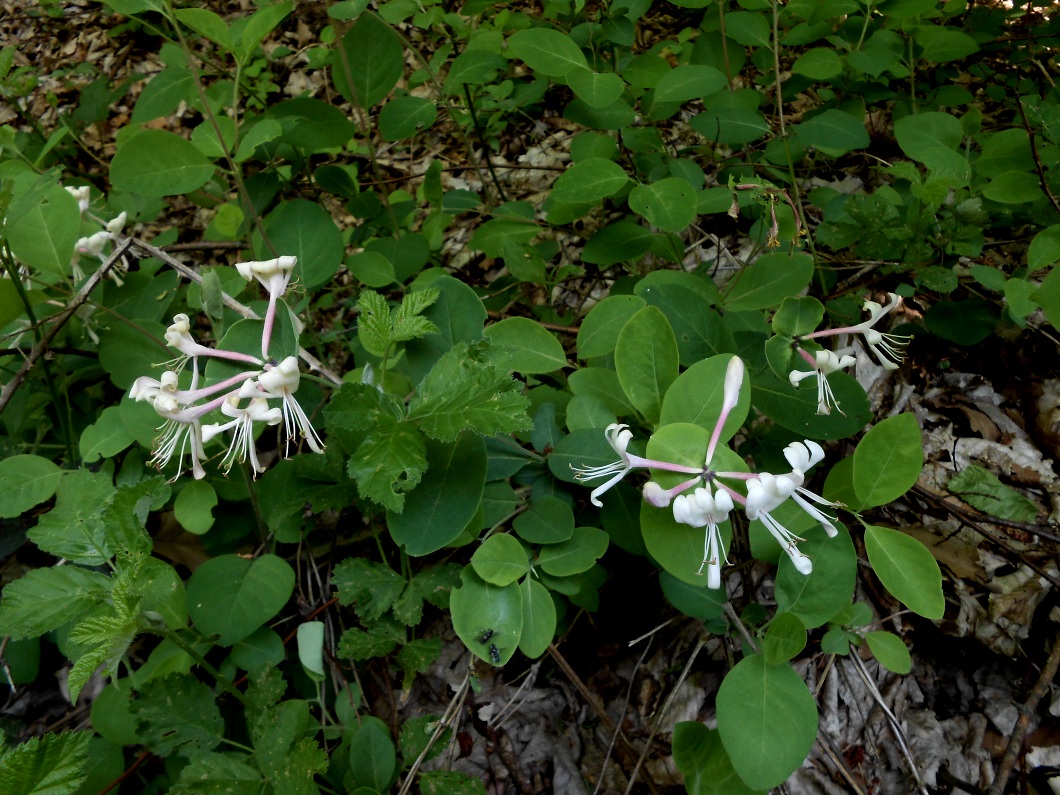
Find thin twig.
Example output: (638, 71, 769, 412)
(397, 666, 471, 795)
(848, 654, 929, 795)
(129, 237, 343, 385)
(988, 632, 1060, 795)
(0, 239, 132, 415)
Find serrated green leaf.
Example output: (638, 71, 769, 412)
(348, 424, 427, 512)
(132, 675, 225, 756)
(0, 731, 91, 795)
(336, 617, 405, 659)
(0, 566, 112, 640)
(333, 558, 406, 621)
(947, 464, 1038, 522)
(407, 340, 531, 440)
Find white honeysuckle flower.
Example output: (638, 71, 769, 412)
(642, 477, 702, 508)
(257, 356, 325, 454)
(802, 292, 911, 370)
(789, 349, 856, 416)
(784, 439, 826, 475)
(745, 474, 813, 575)
(572, 423, 702, 507)
(147, 394, 208, 480)
(202, 395, 282, 475)
(672, 485, 735, 588)
(76, 231, 112, 260)
(65, 185, 90, 213)
(235, 256, 298, 358)
(105, 211, 127, 235)
(130, 371, 180, 403)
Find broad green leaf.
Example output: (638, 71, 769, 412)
(0, 455, 62, 519)
(297, 621, 326, 681)
(672, 723, 762, 795)
(444, 50, 507, 93)
(0, 566, 111, 640)
(659, 572, 726, 621)
(407, 340, 532, 439)
(582, 221, 655, 265)
(347, 250, 395, 287)
(513, 495, 575, 544)
(471, 533, 529, 586)
(724, 11, 771, 47)
(915, 24, 979, 62)
(576, 295, 646, 359)
(983, 171, 1043, 204)
(173, 8, 231, 49)
(1029, 224, 1060, 274)
(637, 284, 732, 366)
(97, 319, 169, 390)
(793, 109, 869, 156)
(110, 130, 215, 196)
(405, 276, 487, 383)
(537, 526, 608, 576)
(976, 128, 1034, 179)
(564, 96, 636, 130)
(691, 108, 771, 145)
(716, 655, 818, 790)
(268, 97, 356, 149)
(948, 464, 1038, 522)
(508, 28, 588, 77)
(239, 1, 294, 63)
(792, 48, 842, 79)
(852, 413, 923, 508)
(262, 198, 344, 289)
(775, 525, 857, 628)
(333, 13, 402, 107)
(233, 118, 282, 162)
(450, 566, 522, 665)
(864, 525, 944, 619)
(771, 296, 824, 337)
(614, 305, 679, 425)
(79, 405, 135, 463)
(893, 112, 969, 179)
(628, 178, 697, 233)
(174, 480, 217, 535)
(653, 65, 727, 103)
(0, 731, 91, 795)
(387, 434, 486, 556)
(379, 96, 438, 140)
(567, 367, 636, 416)
(551, 157, 630, 204)
(483, 317, 568, 373)
(518, 578, 556, 658)
(186, 554, 296, 646)
(763, 612, 807, 664)
(348, 717, 396, 791)
(865, 630, 912, 674)
(7, 184, 79, 283)
(567, 67, 625, 109)
(723, 252, 814, 311)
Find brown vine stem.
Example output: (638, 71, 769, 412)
(0, 238, 132, 416)
(988, 632, 1060, 795)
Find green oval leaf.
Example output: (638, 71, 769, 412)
(471, 533, 530, 586)
(864, 525, 944, 619)
(513, 495, 575, 544)
(483, 317, 568, 373)
(551, 157, 630, 204)
(852, 413, 923, 508)
(537, 526, 609, 576)
(577, 294, 647, 359)
(518, 577, 557, 658)
(0, 455, 63, 519)
(614, 305, 679, 424)
(186, 554, 295, 646)
(567, 67, 625, 109)
(451, 566, 522, 665)
(333, 13, 403, 106)
(174, 480, 218, 535)
(775, 525, 857, 628)
(297, 621, 326, 681)
(628, 178, 698, 233)
(716, 654, 818, 790)
(673, 723, 761, 795)
(722, 252, 814, 311)
(110, 130, 215, 196)
(865, 630, 912, 674)
(763, 612, 807, 664)
(794, 109, 869, 156)
(379, 96, 437, 141)
(508, 28, 588, 77)
(262, 198, 344, 290)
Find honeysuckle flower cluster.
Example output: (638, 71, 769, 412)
(129, 255, 323, 480)
(789, 293, 911, 415)
(574, 356, 841, 588)
(65, 185, 129, 284)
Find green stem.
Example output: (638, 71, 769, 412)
(0, 245, 76, 465)
(158, 628, 248, 706)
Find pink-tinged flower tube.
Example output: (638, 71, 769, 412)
(164, 314, 263, 370)
(789, 348, 856, 416)
(705, 355, 744, 467)
(256, 356, 324, 454)
(572, 424, 703, 507)
(801, 292, 910, 370)
(671, 486, 736, 588)
(235, 256, 298, 359)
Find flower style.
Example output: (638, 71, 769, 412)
(572, 423, 702, 507)
(256, 356, 325, 454)
(789, 348, 857, 416)
(201, 391, 283, 474)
